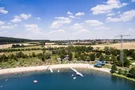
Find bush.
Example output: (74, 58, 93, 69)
(118, 69, 124, 75)
(128, 67, 135, 78)
(111, 64, 117, 73)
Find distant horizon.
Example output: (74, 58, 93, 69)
(0, 0, 135, 40)
(1, 35, 135, 41)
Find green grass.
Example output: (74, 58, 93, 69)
(0, 57, 44, 68)
(0, 50, 43, 55)
(113, 73, 135, 82)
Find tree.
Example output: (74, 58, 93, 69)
(32, 52, 36, 57)
(124, 59, 130, 67)
(60, 53, 65, 59)
(131, 52, 135, 60)
(0, 54, 8, 62)
(99, 54, 104, 60)
(89, 54, 95, 61)
(128, 67, 135, 78)
(96, 52, 101, 58)
(68, 52, 73, 61)
(111, 55, 117, 64)
(104, 47, 110, 55)
(105, 55, 110, 62)
(118, 69, 124, 75)
(16, 51, 25, 58)
(111, 64, 117, 73)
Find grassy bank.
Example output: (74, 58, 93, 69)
(113, 73, 135, 82)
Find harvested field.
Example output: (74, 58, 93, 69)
(91, 42, 135, 49)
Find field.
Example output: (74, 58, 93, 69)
(1, 42, 135, 50)
(45, 42, 135, 50)
(0, 50, 43, 55)
(0, 43, 37, 49)
(91, 42, 135, 49)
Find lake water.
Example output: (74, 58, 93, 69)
(0, 69, 135, 90)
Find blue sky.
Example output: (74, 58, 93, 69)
(0, 0, 135, 40)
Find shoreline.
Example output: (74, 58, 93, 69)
(0, 64, 111, 75)
(112, 73, 135, 82)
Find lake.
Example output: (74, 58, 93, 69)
(0, 69, 135, 90)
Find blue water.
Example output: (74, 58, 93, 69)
(0, 69, 135, 90)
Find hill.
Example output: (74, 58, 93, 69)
(0, 36, 50, 44)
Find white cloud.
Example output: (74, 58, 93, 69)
(95, 26, 110, 30)
(35, 17, 41, 20)
(0, 21, 5, 26)
(106, 13, 115, 16)
(50, 17, 72, 28)
(75, 12, 85, 16)
(71, 23, 89, 33)
(0, 24, 17, 29)
(85, 20, 103, 26)
(20, 13, 31, 20)
(0, 7, 8, 14)
(49, 29, 65, 33)
(106, 10, 135, 22)
(131, 0, 135, 2)
(91, 0, 127, 15)
(71, 23, 83, 30)
(11, 13, 31, 23)
(69, 15, 76, 18)
(11, 16, 22, 23)
(25, 24, 41, 33)
(67, 11, 73, 15)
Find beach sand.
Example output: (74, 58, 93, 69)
(0, 64, 111, 75)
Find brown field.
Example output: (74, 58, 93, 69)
(1, 42, 135, 50)
(0, 43, 37, 49)
(44, 42, 135, 50)
(91, 42, 135, 49)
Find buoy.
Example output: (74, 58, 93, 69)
(57, 70, 60, 72)
(71, 74, 74, 76)
(0, 85, 2, 88)
(73, 77, 76, 80)
(33, 80, 38, 83)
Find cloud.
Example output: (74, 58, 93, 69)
(85, 20, 103, 26)
(67, 11, 73, 15)
(91, 0, 127, 15)
(49, 29, 65, 33)
(106, 10, 135, 22)
(131, 0, 135, 2)
(95, 26, 110, 30)
(0, 21, 5, 25)
(71, 23, 89, 33)
(67, 11, 76, 18)
(106, 13, 115, 16)
(25, 24, 41, 33)
(11, 16, 22, 23)
(50, 17, 72, 28)
(20, 13, 31, 20)
(75, 12, 85, 16)
(0, 7, 8, 14)
(0, 24, 17, 29)
(11, 13, 31, 23)
(71, 23, 83, 30)
(69, 15, 76, 18)
(35, 17, 41, 20)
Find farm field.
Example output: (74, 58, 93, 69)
(91, 42, 135, 49)
(0, 43, 37, 49)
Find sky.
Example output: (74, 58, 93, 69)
(0, 0, 135, 40)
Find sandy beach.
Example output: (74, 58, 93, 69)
(0, 64, 111, 75)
